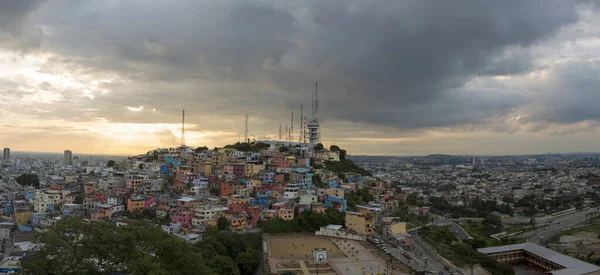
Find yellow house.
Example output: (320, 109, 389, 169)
(388, 222, 407, 235)
(245, 164, 264, 177)
(327, 188, 345, 198)
(204, 163, 213, 176)
(230, 195, 249, 205)
(15, 209, 33, 225)
(345, 211, 375, 236)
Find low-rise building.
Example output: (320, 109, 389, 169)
(345, 211, 374, 236)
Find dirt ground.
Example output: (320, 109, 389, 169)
(560, 231, 600, 245)
(267, 237, 346, 260)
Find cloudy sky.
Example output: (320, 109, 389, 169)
(1, 0, 600, 156)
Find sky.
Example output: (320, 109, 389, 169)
(1, 0, 600, 156)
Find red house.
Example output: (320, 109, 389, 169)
(171, 211, 193, 226)
(221, 182, 233, 197)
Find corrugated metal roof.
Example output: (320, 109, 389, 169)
(478, 243, 600, 275)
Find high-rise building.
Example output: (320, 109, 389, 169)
(64, 150, 73, 166)
(2, 148, 9, 160)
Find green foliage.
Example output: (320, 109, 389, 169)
(493, 263, 515, 275)
(483, 214, 502, 229)
(548, 224, 600, 243)
(388, 205, 430, 229)
(314, 143, 324, 150)
(210, 187, 221, 196)
(420, 225, 514, 275)
(345, 187, 375, 211)
(329, 145, 346, 160)
(195, 146, 209, 153)
(126, 209, 157, 220)
(324, 159, 372, 176)
(22, 218, 264, 275)
(419, 226, 458, 244)
(16, 173, 40, 188)
(21, 218, 213, 275)
(197, 229, 263, 275)
(107, 160, 116, 168)
(73, 195, 83, 204)
(217, 216, 230, 231)
(279, 146, 289, 153)
(261, 208, 344, 234)
(211, 256, 240, 275)
(224, 142, 270, 152)
(429, 197, 512, 218)
(438, 183, 456, 192)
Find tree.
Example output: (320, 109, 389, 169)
(21, 218, 213, 275)
(210, 187, 221, 196)
(339, 149, 347, 160)
(237, 248, 260, 275)
(493, 263, 515, 275)
(315, 143, 324, 150)
(195, 146, 209, 153)
(483, 215, 502, 229)
(16, 173, 40, 188)
(73, 195, 83, 204)
(329, 145, 341, 152)
(218, 216, 230, 231)
(210, 255, 240, 275)
(279, 146, 289, 152)
(107, 160, 116, 168)
(138, 163, 144, 169)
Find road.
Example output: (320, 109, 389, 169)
(429, 214, 471, 241)
(520, 207, 600, 245)
(375, 230, 455, 275)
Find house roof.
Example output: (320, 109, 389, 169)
(326, 225, 343, 231)
(478, 243, 600, 275)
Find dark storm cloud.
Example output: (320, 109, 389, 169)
(272, 0, 580, 127)
(16, 0, 590, 130)
(523, 60, 600, 124)
(0, 0, 45, 50)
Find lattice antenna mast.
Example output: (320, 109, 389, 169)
(244, 113, 249, 143)
(315, 82, 318, 122)
(299, 104, 303, 143)
(290, 112, 293, 143)
(279, 124, 282, 141)
(181, 109, 185, 146)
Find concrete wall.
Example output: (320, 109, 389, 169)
(315, 227, 366, 241)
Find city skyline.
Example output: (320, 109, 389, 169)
(1, 1, 600, 156)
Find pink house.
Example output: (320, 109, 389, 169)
(144, 196, 157, 209)
(171, 211, 193, 226)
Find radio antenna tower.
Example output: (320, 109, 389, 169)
(279, 124, 282, 141)
(290, 112, 293, 143)
(285, 126, 288, 142)
(299, 104, 303, 143)
(244, 113, 249, 143)
(181, 109, 185, 146)
(315, 82, 318, 121)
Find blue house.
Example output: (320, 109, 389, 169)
(25, 191, 36, 200)
(297, 174, 314, 189)
(325, 195, 347, 211)
(250, 197, 274, 208)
